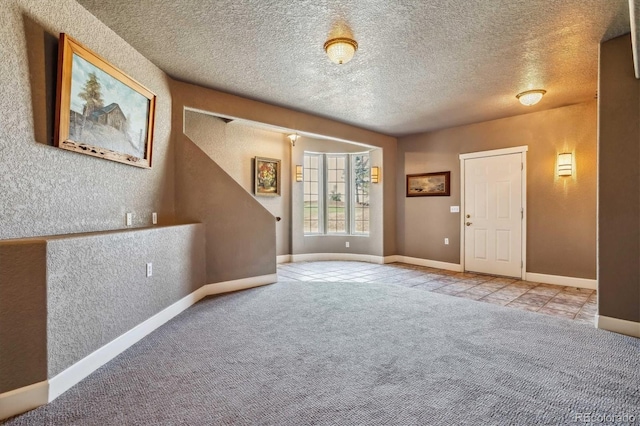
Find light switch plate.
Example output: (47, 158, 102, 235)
(450, 206, 460, 213)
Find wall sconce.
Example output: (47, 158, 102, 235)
(371, 166, 380, 183)
(295, 165, 304, 182)
(557, 153, 573, 176)
(287, 134, 299, 147)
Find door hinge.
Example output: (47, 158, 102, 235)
(521, 162, 524, 170)
(521, 208, 524, 219)
(521, 261, 523, 268)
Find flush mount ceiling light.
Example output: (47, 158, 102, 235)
(324, 37, 358, 65)
(516, 89, 547, 106)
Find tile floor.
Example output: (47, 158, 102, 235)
(277, 261, 596, 325)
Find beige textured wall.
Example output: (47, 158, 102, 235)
(170, 80, 398, 256)
(0, 0, 174, 240)
(184, 111, 291, 256)
(291, 138, 384, 256)
(398, 101, 597, 279)
(598, 34, 640, 323)
(0, 241, 47, 393)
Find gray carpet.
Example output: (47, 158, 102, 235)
(4, 281, 639, 425)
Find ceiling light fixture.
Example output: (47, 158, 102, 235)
(324, 37, 358, 65)
(516, 89, 546, 106)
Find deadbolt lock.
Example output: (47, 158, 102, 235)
(466, 214, 471, 218)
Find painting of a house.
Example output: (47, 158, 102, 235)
(91, 103, 127, 132)
(65, 49, 153, 162)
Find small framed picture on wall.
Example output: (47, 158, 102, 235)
(254, 157, 281, 197)
(406, 171, 451, 197)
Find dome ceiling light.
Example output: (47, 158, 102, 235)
(324, 37, 358, 65)
(516, 89, 547, 106)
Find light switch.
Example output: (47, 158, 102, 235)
(450, 206, 460, 213)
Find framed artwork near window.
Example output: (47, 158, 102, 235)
(254, 157, 281, 196)
(54, 33, 156, 168)
(406, 171, 451, 196)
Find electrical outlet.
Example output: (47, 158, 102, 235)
(444, 238, 449, 245)
(146, 263, 152, 277)
(345, 241, 350, 248)
(152, 212, 157, 225)
(126, 212, 132, 226)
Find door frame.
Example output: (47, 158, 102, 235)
(459, 146, 528, 279)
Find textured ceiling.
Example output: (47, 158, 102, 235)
(76, 0, 630, 137)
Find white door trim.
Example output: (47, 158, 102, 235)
(459, 146, 528, 279)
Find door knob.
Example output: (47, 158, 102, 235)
(466, 214, 471, 218)
(466, 222, 472, 226)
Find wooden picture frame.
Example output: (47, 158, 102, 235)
(406, 171, 451, 197)
(254, 157, 281, 197)
(54, 33, 156, 168)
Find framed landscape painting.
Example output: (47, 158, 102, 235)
(254, 157, 281, 197)
(406, 171, 451, 197)
(54, 33, 156, 168)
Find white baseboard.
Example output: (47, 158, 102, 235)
(0, 381, 48, 421)
(47, 286, 209, 402)
(596, 315, 640, 338)
(1, 273, 277, 421)
(277, 255, 292, 264)
(290, 253, 386, 264)
(202, 274, 277, 295)
(383, 255, 403, 264)
(394, 256, 463, 272)
(525, 272, 597, 290)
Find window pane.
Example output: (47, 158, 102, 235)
(352, 153, 370, 235)
(303, 153, 322, 234)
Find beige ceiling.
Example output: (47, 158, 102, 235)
(76, 0, 630, 137)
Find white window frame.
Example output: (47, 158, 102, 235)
(303, 151, 370, 237)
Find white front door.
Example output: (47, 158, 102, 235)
(463, 152, 523, 278)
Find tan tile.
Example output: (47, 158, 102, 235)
(546, 297, 584, 311)
(477, 281, 509, 291)
(542, 301, 581, 314)
(513, 293, 551, 307)
(500, 285, 529, 295)
(450, 272, 480, 279)
(479, 296, 511, 306)
(575, 310, 596, 321)
(456, 291, 485, 301)
(446, 282, 477, 292)
(506, 301, 541, 312)
(562, 286, 594, 295)
(527, 285, 562, 297)
(464, 286, 496, 297)
(538, 307, 577, 320)
(554, 292, 589, 304)
(489, 277, 518, 285)
(486, 291, 518, 302)
(509, 281, 536, 290)
(414, 281, 447, 291)
(432, 285, 462, 295)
